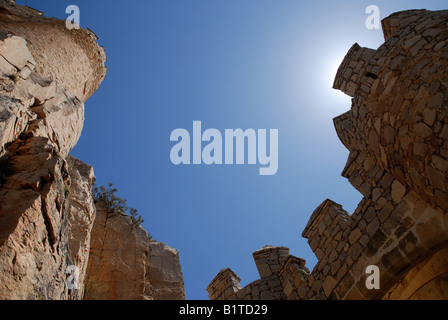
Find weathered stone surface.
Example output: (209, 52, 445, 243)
(0, 136, 75, 300)
(0, 36, 35, 71)
(66, 156, 96, 299)
(384, 246, 448, 300)
(0, 26, 84, 159)
(207, 268, 242, 300)
(253, 245, 289, 279)
(83, 201, 152, 300)
(0, 94, 31, 157)
(0, 0, 107, 102)
(207, 246, 307, 300)
(149, 242, 185, 300)
(0, 1, 184, 301)
(84, 202, 185, 300)
(0, 0, 102, 300)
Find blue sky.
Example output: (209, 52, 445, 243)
(20, 0, 446, 300)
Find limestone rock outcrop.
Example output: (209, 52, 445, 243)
(148, 241, 185, 300)
(0, 0, 184, 300)
(84, 202, 185, 300)
(66, 156, 96, 299)
(208, 9, 448, 300)
(84, 201, 153, 300)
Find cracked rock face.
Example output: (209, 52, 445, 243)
(84, 201, 153, 300)
(0, 34, 86, 159)
(66, 156, 96, 299)
(149, 242, 185, 300)
(0, 136, 73, 299)
(0, 0, 107, 102)
(0, 29, 91, 300)
(0, 1, 185, 300)
(84, 202, 185, 300)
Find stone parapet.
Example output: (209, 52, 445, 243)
(208, 9, 448, 301)
(207, 268, 242, 300)
(253, 245, 289, 279)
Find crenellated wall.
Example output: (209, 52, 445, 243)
(208, 9, 448, 301)
(207, 246, 308, 300)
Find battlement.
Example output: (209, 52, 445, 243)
(302, 200, 351, 243)
(253, 245, 289, 279)
(207, 246, 309, 300)
(333, 43, 376, 97)
(206, 268, 242, 300)
(208, 9, 448, 300)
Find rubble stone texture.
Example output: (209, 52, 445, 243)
(0, 0, 184, 300)
(208, 9, 448, 300)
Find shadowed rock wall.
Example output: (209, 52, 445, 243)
(0, 0, 184, 300)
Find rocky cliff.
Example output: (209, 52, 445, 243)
(0, 0, 184, 300)
(84, 201, 184, 300)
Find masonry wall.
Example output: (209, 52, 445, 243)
(207, 246, 301, 300)
(207, 9, 448, 300)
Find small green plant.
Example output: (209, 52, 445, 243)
(129, 208, 145, 228)
(93, 182, 127, 213)
(92, 182, 145, 228)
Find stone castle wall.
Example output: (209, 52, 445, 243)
(208, 9, 448, 300)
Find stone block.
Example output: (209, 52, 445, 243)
(391, 180, 406, 203)
(349, 228, 362, 245)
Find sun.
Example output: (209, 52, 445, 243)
(329, 55, 345, 88)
